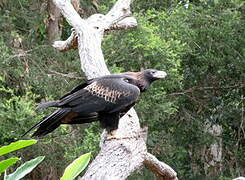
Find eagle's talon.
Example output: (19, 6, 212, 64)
(106, 130, 118, 140)
(110, 129, 117, 136)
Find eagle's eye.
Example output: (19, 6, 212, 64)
(123, 78, 129, 83)
(150, 70, 156, 75)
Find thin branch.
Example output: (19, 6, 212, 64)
(106, 17, 137, 32)
(8, 52, 31, 59)
(48, 70, 85, 80)
(52, 29, 78, 51)
(7, 45, 50, 59)
(169, 83, 245, 96)
(144, 153, 178, 180)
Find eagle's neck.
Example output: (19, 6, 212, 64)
(123, 71, 151, 92)
(136, 73, 151, 92)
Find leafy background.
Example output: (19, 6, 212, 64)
(0, 0, 244, 179)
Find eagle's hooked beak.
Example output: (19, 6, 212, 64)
(153, 71, 167, 79)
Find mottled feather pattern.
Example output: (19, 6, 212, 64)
(84, 81, 130, 103)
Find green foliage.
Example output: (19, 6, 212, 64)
(103, 1, 244, 179)
(0, 82, 44, 144)
(0, 39, 11, 62)
(0, 140, 37, 175)
(0, 158, 20, 175)
(0, 140, 37, 156)
(60, 153, 91, 180)
(64, 123, 101, 161)
(4, 156, 45, 180)
(0, 140, 44, 179)
(0, 0, 244, 179)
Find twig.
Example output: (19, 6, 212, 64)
(48, 70, 85, 80)
(144, 153, 178, 180)
(7, 45, 50, 59)
(8, 52, 31, 59)
(169, 83, 245, 96)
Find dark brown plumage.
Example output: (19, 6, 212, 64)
(23, 69, 167, 137)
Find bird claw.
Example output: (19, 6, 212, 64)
(106, 130, 120, 140)
(71, 28, 75, 32)
(71, 28, 78, 38)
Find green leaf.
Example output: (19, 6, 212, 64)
(60, 152, 91, 180)
(0, 157, 20, 175)
(4, 156, 45, 180)
(0, 140, 37, 156)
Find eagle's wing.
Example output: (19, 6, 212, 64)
(57, 75, 140, 113)
(59, 81, 91, 99)
(25, 75, 140, 137)
(36, 80, 93, 110)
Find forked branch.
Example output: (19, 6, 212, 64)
(52, 0, 177, 179)
(53, 0, 137, 51)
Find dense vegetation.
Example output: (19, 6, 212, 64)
(0, 0, 244, 179)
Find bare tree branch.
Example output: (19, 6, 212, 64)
(47, 0, 62, 44)
(7, 45, 50, 59)
(144, 153, 178, 180)
(52, 0, 177, 179)
(106, 17, 137, 32)
(52, 29, 78, 51)
(48, 70, 84, 80)
(169, 83, 245, 96)
(52, 0, 137, 52)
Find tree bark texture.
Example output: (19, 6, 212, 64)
(47, 0, 62, 44)
(52, 0, 178, 179)
(203, 122, 223, 176)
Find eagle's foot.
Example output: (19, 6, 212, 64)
(110, 129, 117, 136)
(106, 130, 120, 140)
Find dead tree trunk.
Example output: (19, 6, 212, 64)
(52, 0, 178, 179)
(47, 0, 62, 44)
(203, 122, 223, 176)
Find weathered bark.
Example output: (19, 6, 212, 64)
(71, 0, 80, 12)
(47, 0, 62, 44)
(188, 122, 223, 177)
(144, 153, 178, 180)
(52, 0, 178, 179)
(203, 122, 223, 176)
